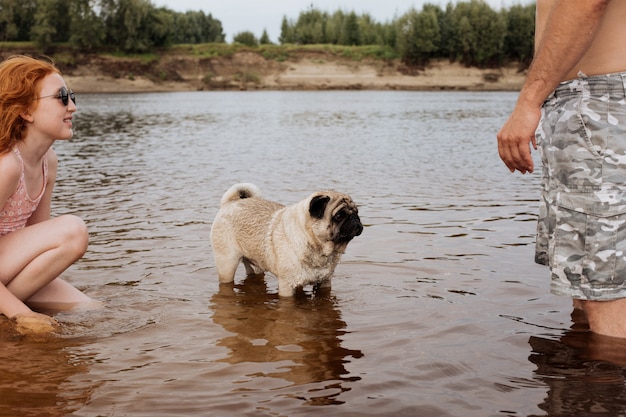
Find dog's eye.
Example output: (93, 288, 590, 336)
(333, 211, 347, 222)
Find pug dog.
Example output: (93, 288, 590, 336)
(210, 183, 363, 296)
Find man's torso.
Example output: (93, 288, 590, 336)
(536, 0, 626, 81)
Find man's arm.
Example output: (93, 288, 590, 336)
(497, 0, 611, 174)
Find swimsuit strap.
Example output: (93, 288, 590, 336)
(13, 146, 24, 171)
(12, 146, 48, 201)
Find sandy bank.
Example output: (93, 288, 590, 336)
(61, 52, 526, 94)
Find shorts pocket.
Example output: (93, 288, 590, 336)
(554, 192, 626, 289)
(543, 95, 603, 190)
(576, 94, 606, 158)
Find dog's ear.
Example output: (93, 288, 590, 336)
(309, 195, 331, 219)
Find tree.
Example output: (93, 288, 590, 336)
(259, 29, 272, 45)
(69, 0, 105, 50)
(200, 12, 225, 43)
(279, 16, 296, 44)
(340, 11, 359, 45)
(358, 13, 382, 46)
(147, 7, 175, 48)
(448, 0, 507, 67)
(293, 6, 327, 44)
(0, 0, 20, 41)
(233, 31, 258, 46)
(396, 7, 441, 67)
(172, 12, 197, 43)
(325, 10, 344, 44)
(172, 11, 224, 44)
(0, 0, 533, 66)
(503, 4, 535, 66)
(31, 0, 62, 49)
(101, 0, 156, 52)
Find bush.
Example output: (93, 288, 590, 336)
(233, 31, 258, 46)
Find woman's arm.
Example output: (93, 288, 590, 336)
(0, 151, 21, 210)
(0, 152, 52, 324)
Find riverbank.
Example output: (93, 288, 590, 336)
(0, 44, 526, 93)
(57, 50, 526, 93)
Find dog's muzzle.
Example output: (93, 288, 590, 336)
(334, 214, 363, 243)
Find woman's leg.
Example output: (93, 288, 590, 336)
(0, 215, 90, 311)
(26, 278, 94, 310)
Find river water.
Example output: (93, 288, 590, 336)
(2, 90, 625, 417)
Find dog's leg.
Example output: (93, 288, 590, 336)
(313, 279, 332, 297)
(243, 260, 255, 275)
(214, 253, 241, 283)
(277, 280, 296, 297)
(317, 279, 331, 289)
(243, 259, 263, 276)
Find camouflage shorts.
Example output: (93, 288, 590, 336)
(536, 71, 626, 300)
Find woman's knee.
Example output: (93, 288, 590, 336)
(56, 215, 88, 257)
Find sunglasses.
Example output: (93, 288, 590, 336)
(36, 86, 76, 106)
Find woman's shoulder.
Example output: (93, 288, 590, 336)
(0, 150, 21, 192)
(0, 150, 21, 180)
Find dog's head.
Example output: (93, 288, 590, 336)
(308, 191, 363, 248)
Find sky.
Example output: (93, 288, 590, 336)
(152, 0, 533, 43)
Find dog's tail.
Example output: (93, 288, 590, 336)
(220, 183, 263, 207)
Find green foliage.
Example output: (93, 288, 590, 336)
(167, 43, 398, 63)
(233, 70, 260, 83)
(233, 31, 258, 46)
(0, 0, 30, 42)
(341, 12, 359, 45)
(0, 0, 225, 53)
(294, 6, 327, 44)
(171, 10, 224, 44)
(395, 7, 440, 67)
(279, 16, 295, 44)
(31, 0, 64, 50)
(101, 0, 159, 52)
(0, 0, 535, 68)
(447, 0, 507, 67)
(357, 14, 382, 46)
(69, 0, 105, 50)
(280, 1, 536, 68)
(504, 4, 535, 66)
(259, 30, 272, 45)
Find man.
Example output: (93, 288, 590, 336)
(497, 0, 626, 338)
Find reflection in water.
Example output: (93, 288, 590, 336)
(0, 319, 97, 417)
(210, 275, 363, 406)
(529, 310, 626, 416)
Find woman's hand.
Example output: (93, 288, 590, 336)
(12, 311, 59, 335)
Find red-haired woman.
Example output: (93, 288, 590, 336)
(0, 55, 95, 334)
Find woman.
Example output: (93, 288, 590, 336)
(0, 55, 94, 334)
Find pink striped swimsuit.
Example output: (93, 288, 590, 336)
(0, 148, 48, 237)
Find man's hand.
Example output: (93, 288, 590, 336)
(497, 104, 541, 174)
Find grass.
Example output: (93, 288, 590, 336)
(167, 43, 400, 62)
(0, 42, 402, 82)
(0, 41, 400, 65)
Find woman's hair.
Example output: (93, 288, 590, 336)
(0, 55, 60, 155)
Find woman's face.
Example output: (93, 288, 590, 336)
(25, 72, 77, 142)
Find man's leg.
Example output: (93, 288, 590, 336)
(580, 298, 626, 338)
